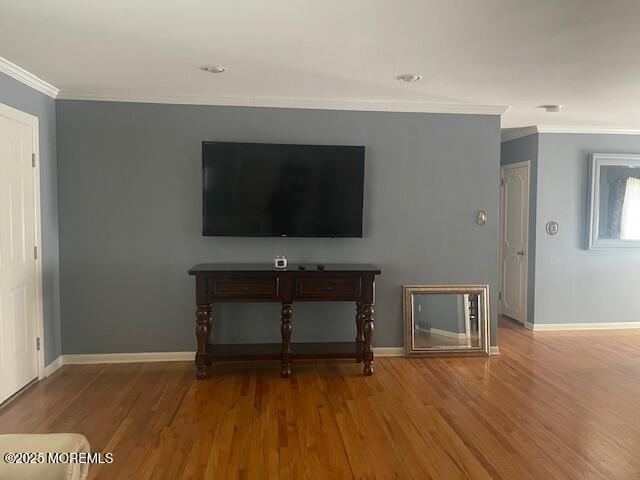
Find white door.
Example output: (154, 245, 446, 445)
(0, 105, 39, 403)
(500, 162, 529, 323)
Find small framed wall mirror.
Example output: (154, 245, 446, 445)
(589, 153, 640, 250)
(403, 285, 490, 356)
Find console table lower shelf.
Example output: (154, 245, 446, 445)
(188, 263, 382, 378)
(207, 342, 361, 360)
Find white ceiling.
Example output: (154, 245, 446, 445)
(2, 0, 640, 130)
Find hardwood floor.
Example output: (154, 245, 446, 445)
(2, 318, 640, 479)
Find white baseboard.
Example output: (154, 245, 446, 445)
(374, 347, 405, 357)
(62, 351, 195, 364)
(416, 325, 468, 340)
(526, 321, 640, 331)
(61, 347, 405, 365)
(489, 346, 500, 355)
(429, 328, 469, 340)
(43, 356, 64, 377)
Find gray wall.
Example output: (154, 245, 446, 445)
(56, 100, 500, 353)
(500, 134, 538, 324)
(535, 133, 640, 324)
(0, 72, 61, 365)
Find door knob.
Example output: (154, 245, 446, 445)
(517, 250, 526, 256)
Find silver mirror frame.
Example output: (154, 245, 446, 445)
(403, 284, 490, 357)
(588, 153, 640, 250)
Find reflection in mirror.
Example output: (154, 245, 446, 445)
(412, 293, 480, 349)
(403, 285, 490, 356)
(598, 165, 640, 240)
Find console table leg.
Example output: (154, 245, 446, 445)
(355, 302, 364, 362)
(205, 304, 213, 366)
(281, 303, 293, 378)
(362, 303, 374, 376)
(195, 304, 212, 379)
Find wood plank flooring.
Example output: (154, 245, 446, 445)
(1, 318, 640, 479)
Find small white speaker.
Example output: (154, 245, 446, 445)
(274, 256, 288, 269)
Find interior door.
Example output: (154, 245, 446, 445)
(0, 106, 38, 403)
(500, 163, 529, 323)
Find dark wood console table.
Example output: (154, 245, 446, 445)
(188, 263, 381, 378)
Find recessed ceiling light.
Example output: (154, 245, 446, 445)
(539, 104, 562, 113)
(200, 65, 227, 74)
(396, 73, 422, 83)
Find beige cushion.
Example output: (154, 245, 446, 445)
(0, 434, 90, 480)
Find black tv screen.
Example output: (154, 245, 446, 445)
(202, 142, 365, 237)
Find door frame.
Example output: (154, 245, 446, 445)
(0, 101, 45, 380)
(499, 160, 530, 324)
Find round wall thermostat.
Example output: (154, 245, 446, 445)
(546, 221, 559, 235)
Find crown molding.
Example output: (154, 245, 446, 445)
(537, 126, 640, 135)
(0, 56, 58, 98)
(502, 125, 640, 142)
(57, 90, 508, 115)
(501, 126, 538, 142)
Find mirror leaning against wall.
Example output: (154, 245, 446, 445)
(403, 285, 490, 356)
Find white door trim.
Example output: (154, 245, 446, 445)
(499, 160, 530, 324)
(0, 102, 45, 380)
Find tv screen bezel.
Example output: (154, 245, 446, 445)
(201, 141, 365, 238)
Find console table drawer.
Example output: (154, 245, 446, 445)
(212, 277, 278, 299)
(295, 277, 361, 300)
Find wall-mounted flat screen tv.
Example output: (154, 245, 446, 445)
(202, 142, 365, 237)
